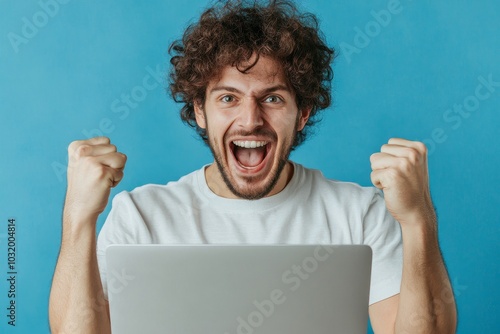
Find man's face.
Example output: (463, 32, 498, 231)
(194, 56, 310, 199)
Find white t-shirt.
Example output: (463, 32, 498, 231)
(97, 162, 402, 305)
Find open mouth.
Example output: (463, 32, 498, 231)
(230, 140, 271, 171)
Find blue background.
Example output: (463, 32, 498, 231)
(1, 0, 499, 332)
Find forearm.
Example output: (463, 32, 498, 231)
(49, 215, 111, 334)
(395, 218, 457, 333)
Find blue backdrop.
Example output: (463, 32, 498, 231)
(0, 0, 499, 333)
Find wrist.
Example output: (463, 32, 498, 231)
(398, 202, 437, 231)
(62, 209, 99, 243)
(399, 214, 442, 265)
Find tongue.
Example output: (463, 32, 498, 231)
(234, 146, 266, 168)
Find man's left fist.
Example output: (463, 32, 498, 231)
(370, 138, 436, 227)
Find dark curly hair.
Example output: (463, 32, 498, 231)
(169, 0, 334, 149)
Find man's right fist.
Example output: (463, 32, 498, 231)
(64, 137, 127, 222)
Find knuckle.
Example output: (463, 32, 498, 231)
(68, 140, 82, 153)
(75, 144, 91, 157)
(114, 152, 127, 164)
(421, 145, 428, 155)
(415, 141, 427, 154)
(398, 158, 411, 172)
(407, 149, 418, 164)
(93, 164, 108, 179)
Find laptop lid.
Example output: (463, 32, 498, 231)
(106, 244, 372, 334)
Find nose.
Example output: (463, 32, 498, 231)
(237, 98, 264, 130)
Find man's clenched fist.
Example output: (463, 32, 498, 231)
(370, 138, 436, 227)
(64, 137, 127, 223)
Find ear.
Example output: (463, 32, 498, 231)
(194, 101, 206, 129)
(297, 107, 312, 131)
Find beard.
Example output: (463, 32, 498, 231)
(206, 121, 299, 200)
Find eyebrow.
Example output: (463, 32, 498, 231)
(208, 84, 291, 96)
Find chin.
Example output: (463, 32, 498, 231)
(208, 128, 294, 200)
(220, 154, 287, 200)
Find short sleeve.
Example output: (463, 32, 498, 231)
(96, 191, 153, 299)
(363, 189, 403, 305)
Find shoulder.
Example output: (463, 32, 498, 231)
(297, 163, 378, 208)
(111, 167, 204, 210)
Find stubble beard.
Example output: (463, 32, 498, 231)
(206, 124, 298, 200)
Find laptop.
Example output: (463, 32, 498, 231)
(106, 244, 372, 334)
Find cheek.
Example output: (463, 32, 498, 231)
(271, 114, 298, 137)
(207, 114, 233, 141)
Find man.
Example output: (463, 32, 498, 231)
(49, 1, 457, 333)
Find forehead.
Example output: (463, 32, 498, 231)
(207, 56, 290, 92)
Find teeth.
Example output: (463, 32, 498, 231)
(233, 141, 268, 148)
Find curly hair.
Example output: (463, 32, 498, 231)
(169, 0, 334, 148)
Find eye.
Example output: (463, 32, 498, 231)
(263, 95, 282, 103)
(220, 95, 235, 103)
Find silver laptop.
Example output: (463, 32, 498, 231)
(106, 244, 372, 334)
